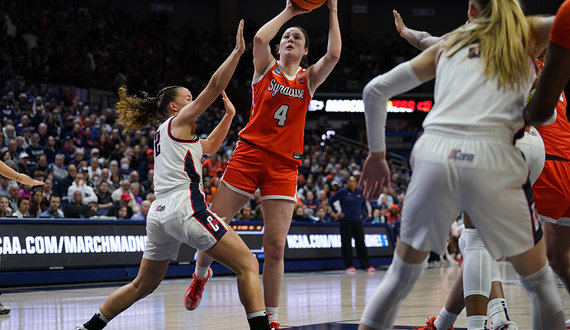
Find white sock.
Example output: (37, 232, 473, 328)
(488, 298, 511, 326)
(360, 252, 427, 329)
(266, 307, 278, 322)
(247, 311, 267, 319)
(519, 263, 565, 330)
(434, 307, 459, 330)
(466, 315, 487, 330)
(195, 265, 209, 279)
(97, 310, 109, 323)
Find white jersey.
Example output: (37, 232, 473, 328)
(424, 43, 536, 134)
(153, 116, 207, 213)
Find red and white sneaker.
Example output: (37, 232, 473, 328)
(414, 316, 454, 330)
(269, 321, 281, 330)
(565, 318, 570, 329)
(346, 267, 356, 274)
(367, 266, 376, 274)
(491, 322, 518, 330)
(184, 268, 213, 311)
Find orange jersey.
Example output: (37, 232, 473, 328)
(536, 90, 570, 159)
(239, 60, 312, 165)
(550, 0, 570, 49)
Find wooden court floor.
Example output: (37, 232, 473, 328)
(0, 262, 569, 330)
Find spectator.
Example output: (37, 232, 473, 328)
(19, 184, 33, 199)
(146, 193, 156, 204)
(141, 169, 154, 191)
(37, 123, 48, 146)
(28, 189, 47, 217)
(12, 197, 30, 218)
(0, 196, 13, 217)
(110, 172, 122, 191)
(45, 165, 64, 198)
(386, 204, 401, 224)
(16, 152, 31, 177)
(58, 135, 76, 164)
(41, 178, 53, 201)
(329, 176, 374, 274)
(25, 133, 44, 162)
(130, 145, 143, 171)
(53, 154, 67, 179)
(254, 204, 264, 221)
(107, 192, 134, 219)
(69, 149, 85, 168)
(67, 167, 97, 205)
(130, 182, 142, 206)
(117, 157, 132, 180)
(88, 157, 102, 186)
(302, 191, 320, 211)
(237, 205, 253, 221)
(97, 132, 111, 159)
(61, 164, 77, 194)
(297, 178, 319, 201)
(0, 176, 15, 197)
(70, 190, 83, 206)
(130, 200, 151, 220)
(39, 196, 64, 218)
(111, 180, 131, 202)
(203, 153, 223, 178)
(100, 168, 112, 189)
(138, 149, 154, 181)
(8, 183, 19, 211)
(96, 181, 113, 210)
(88, 201, 99, 218)
(44, 136, 59, 164)
(292, 204, 309, 221)
(116, 205, 129, 220)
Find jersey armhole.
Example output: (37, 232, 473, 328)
(252, 60, 276, 85)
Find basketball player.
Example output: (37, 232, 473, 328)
(392, 9, 548, 330)
(184, 1, 341, 329)
(0, 159, 43, 316)
(357, 0, 564, 329)
(75, 21, 271, 330)
(524, 1, 570, 327)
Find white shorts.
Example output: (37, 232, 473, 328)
(143, 189, 228, 261)
(515, 126, 545, 185)
(400, 127, 542, 259)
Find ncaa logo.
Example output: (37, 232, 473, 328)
(274, 67, 281, 74)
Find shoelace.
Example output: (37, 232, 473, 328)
(188, 278, 206, 298)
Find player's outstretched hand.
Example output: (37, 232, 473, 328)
(287, 0, 312, 15)
(221, 91, 236, 117)
(235, 19, 246, 55)
(393, 10, 407, 36)
(358, 152, 391, 201)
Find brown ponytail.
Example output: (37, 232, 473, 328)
(115, 85, 181, 133)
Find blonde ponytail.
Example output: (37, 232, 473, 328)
(444, 0, 531, 89)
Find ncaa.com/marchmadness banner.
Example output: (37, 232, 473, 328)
(0, 220, 393, 272)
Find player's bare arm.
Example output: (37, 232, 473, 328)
(393, 10, 441, 50)
(253, 0, 310, 77)
(306, 0, 341, 93)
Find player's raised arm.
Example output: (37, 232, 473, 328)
(201, 91, 236, 154)
(253, 0, 310, 76)
(0, 161, 43, 187)
(174, 20, 246, 126)
(306, 0, 341, 93)
(393, 10, 441, 50)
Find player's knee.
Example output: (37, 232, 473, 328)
(263, 243, 285, 262)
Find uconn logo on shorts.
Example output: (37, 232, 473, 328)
(155, 205, 166, 212)
(448, 149, 474, 162)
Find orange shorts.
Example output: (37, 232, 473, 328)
(532, 159, 570, 224)
(222, 141, 298, 202)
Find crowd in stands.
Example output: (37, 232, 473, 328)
(0, 0, 414, 221)
(0, 0, 427, 114)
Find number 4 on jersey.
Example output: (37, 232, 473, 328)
(273, 104, 289, 126)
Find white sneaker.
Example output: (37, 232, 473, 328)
(0, 303, 10, 315)
(491, 322, 518, 330)
(565, 318, 570, 330)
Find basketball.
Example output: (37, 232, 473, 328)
(292, 0, 327, 10)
